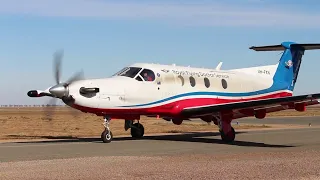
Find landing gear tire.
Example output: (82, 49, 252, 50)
(130, 123, 144, 138)
(220, 127, 235, 143)
(101, 129, 113, 143)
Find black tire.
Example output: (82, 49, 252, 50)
(220, 127, 235, 143)
(101, 129, 113, 143)
(130, 123, 144, 138)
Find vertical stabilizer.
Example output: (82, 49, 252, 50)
(250, 42, 320, 91)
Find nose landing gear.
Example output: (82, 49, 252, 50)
(101, 116, 113, 143)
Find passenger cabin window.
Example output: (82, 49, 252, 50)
(204, 77, 210, 88)
(139, 69, 155, 82)
(178, 75, 184, 86)
(221, 79, 228, 89)
(113, 67, 142, 78)
(189, 76, 196, 87)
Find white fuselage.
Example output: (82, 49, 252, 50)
(67, 63, 292, 117)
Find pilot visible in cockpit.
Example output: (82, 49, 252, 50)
(143, 72, 153, 81)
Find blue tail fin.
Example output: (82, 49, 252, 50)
(250, 42, 320, 91)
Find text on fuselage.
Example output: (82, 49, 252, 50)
(258, 70, 271, 75)
(171, 70, 229, 78)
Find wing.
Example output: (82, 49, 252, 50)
(180, 93, 320, 117)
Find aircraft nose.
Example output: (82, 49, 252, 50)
(49, 84, 69, 97)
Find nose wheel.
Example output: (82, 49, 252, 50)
(101, 116, 113, 143)
(101, 129, 113, 143)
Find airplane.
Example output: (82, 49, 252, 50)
(27, 41, 320, 143)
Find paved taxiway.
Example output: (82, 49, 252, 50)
(238, 116, 320, 125)
(1, 117, 320, 179)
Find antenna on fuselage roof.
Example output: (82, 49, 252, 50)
(215, 62, 223, 70)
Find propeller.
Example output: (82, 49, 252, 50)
(43, 50, 84, 121)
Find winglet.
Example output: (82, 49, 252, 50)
(215, 62, 223, 70)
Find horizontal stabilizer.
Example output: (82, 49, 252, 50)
(250, 42, 320, 51)
(250, 44, 284, 51)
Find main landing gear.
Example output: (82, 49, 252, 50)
(215, 115, 236, 143)
(100, 116, 145, 143)
(219, 127, 235, 143)
(125, 120, 145, 139)
(100, 114, 235, 143)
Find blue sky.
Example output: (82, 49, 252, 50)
(1, 0, 320, 105)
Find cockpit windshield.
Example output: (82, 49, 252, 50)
(113, 66, 156, 82)
(112, 67, 142, 78)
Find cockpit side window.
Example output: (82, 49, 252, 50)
(113, 67, 142, 78)
(139, 69, 155, 81)
(136, 76, 143, 81)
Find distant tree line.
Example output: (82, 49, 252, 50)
(0, 104, 67, 107)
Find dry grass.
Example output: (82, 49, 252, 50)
(267, 106, 320, 117)
(1, 106, 319, 140)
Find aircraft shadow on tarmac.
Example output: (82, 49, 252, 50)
(8, 131, 294, 148)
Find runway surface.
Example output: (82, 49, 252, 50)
(238, 116, 320, 125)
(1, 117, 320, 179)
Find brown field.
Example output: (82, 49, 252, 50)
(266, 105, 320, 117)
(1, 106, 320, 140)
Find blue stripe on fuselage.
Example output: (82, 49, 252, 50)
(119, 81, 290, 107)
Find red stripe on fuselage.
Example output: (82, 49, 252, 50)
(71, 92, 292, 118)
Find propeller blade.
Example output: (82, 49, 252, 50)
(45, 49, 84, 121)
(67, 105, 80, 119)
(44, 98, 58, 121)
(66, 70, 84, 85)
(53, 50, 64, 85)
